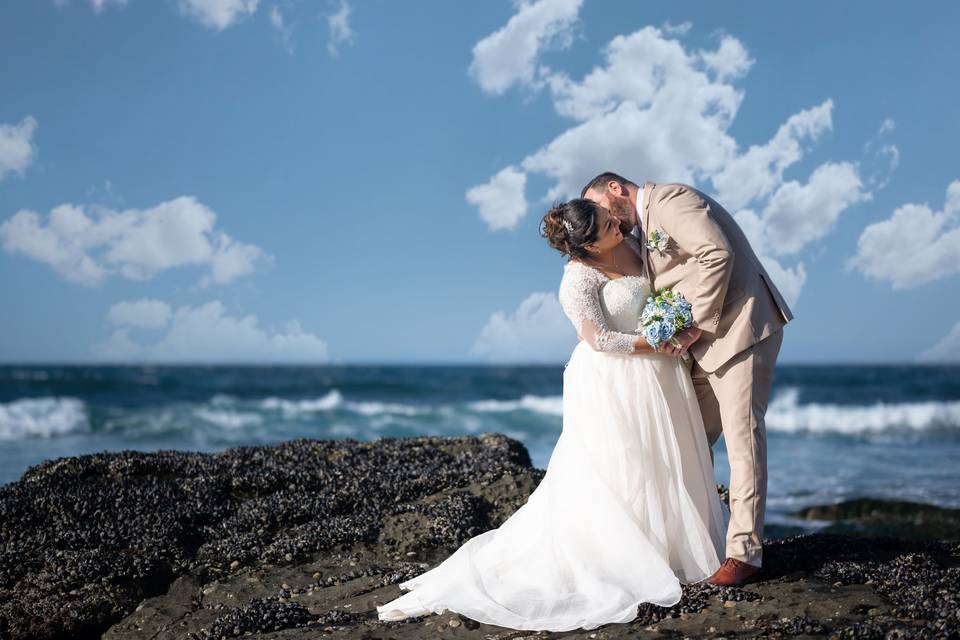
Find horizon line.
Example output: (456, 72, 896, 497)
(0, 360, 956, 368)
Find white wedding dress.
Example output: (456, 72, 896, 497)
(377, 236, 727, 631)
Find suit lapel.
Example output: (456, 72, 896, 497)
(641, 181, 654, 243)
(641, 181, 655, 285)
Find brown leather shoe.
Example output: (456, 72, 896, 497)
(706, 557, 762, 586)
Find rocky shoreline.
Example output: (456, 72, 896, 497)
(1, 434, 957, 639)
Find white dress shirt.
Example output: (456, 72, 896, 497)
(630, 184, 647, 239)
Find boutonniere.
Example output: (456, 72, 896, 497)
(645, 229, 671, 254)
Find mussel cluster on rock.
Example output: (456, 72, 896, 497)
(0, 433, 538, 639)
(1, 433, 958, 640)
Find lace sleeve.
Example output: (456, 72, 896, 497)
(558, 264, 640, 354)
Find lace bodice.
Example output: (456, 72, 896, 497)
(557, 237, 653, 354)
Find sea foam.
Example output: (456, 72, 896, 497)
(259, 390, 344, 415)
(766, 387, 960, 434)
(194, 408, 264, 429)
(0, 397, 90, 439)
(258, 390, 432, 417)
(468, 395, 564, 416)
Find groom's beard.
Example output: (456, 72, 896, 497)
(608, 196, 637, 234)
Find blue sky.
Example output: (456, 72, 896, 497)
(1, 0, 959, 364)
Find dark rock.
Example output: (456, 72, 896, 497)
(2, 433, 958, 640)
(793, 498, 960, 541)
(0, 433, 537, 639)
(189, 598, 317, 639)
(769, 614, 828, 635)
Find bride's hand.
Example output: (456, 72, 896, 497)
(660, 341, 684, 357)
(643, 337, 679, 356)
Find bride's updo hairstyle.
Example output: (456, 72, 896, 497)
(540, 199, 599, 260)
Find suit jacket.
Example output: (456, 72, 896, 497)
(640, 181, 794, 373)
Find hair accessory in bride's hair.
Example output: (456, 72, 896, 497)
(562, 219, 574, 234)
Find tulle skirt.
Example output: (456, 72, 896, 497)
(376, 342, 728, 631)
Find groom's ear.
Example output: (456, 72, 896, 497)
(608, 180, 624, 196)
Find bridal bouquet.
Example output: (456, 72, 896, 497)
(639, 288, 694, 360)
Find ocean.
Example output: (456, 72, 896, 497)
(1, 364, 958, 530)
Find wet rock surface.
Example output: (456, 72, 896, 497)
(0, 433, 536, 639)
(793, 498, 960, 541)
(0, 434, 957, 639)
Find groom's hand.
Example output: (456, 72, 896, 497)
(673, 327, 703, 354)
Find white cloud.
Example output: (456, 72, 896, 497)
(725, 162, 868, 306)
(469, 0, 582, 95)
(466, 14, 880, 306)
(711, 100, 834, 211)
(661, 21, 691, 36)
(89, 0, 127, 12)
(863, 118, 899, 191)
(176, 0, 259, 30)
(0, 116, 38, 181)
(471, 292, 575, 362)
(493, 25, 749, 204)
(269, 4, 283, 28)
(729, 208, 805, 308)
(860, 117, 899, 191)
(270, 5, 294, 52)
(106, 299, 172, 329)
(873, 144, 900, 187)
(545, 26, 744, 123)
(0, 196, 269, 287)
(699, 35, 754, 81)
(465, 166, 528, 230)
(62, 0, 265, 27)
(94, 300, 329, 363)
(918, 321, 960, 363)
(206, 233, 265, 285)
(849, 180, 960, 289)
(760, 161, 870, 255)
(326, 0, 354, 57)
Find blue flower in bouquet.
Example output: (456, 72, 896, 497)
(640, 306, 654, 325)
(644, 323, 661, 346)
(656, 321, 675, 344)
(661, 310, 677, 329)
(639, 287, 695, 350)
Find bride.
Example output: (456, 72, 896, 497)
(376, 198, 728, 631)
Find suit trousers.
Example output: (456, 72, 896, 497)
(689, 328, 783, 568)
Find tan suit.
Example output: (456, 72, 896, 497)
(640, 181, 793, 567)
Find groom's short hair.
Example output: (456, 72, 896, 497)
(580, 172, 637, 198)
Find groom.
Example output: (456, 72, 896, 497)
(581, 173, 793, 586)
